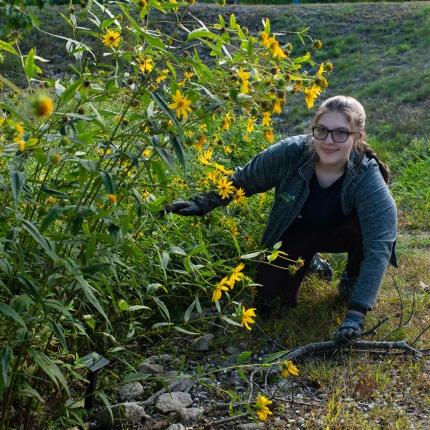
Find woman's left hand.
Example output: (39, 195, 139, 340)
(335, 310, 364, 344)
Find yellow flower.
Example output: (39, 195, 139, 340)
(217, 177, 235, 199)
(222, 112, 233, 130)
(168, 90, 192, 120)
(139, 0, 147, 7)
(184, 71, 194, 80)
(33, 95, 54, 117)
(281, 360, 300, 378)
(198, 148, 213, 166)
(272, 99, 282, 114)
(269, 39, 287, 59)
(262, 111, 271, 127)
(240, 80, 250, 94)
(261, 32, 271, 48)
(316, 63, 325, 79)
(143, 148, 152, 158)
(16, 139, 25, 152)
(265, 128, 274, 143)
(230, 263, 245, 283)
(233, 187, 246, 204)
(46, 196, 57, 205)
(326, 61, 334, 72)
(138, 56, 154, 74)
(237, 68, 250, 82)
(212, 277, 231, 302)
(213, 162, 233, 176)
(241, 306, 256, 330)
(207, 170, 220, 184)
(304, 85, 321, 109)
(223, 145, 233, 155)
(195, 135, 206, 151)
(102, 29, 122, 48)
(246, 117, 255, 133)
(107, 194, 117, 204)
(156, 69, 170, 84)
(255, 394, 272, 421)
(15, 123, 24, 137)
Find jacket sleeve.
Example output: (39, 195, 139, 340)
(190, 137, 293, 214)
(351, 163, 398, 310)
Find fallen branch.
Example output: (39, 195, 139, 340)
(282, 340, 423, 361)
(202, 412, 248, 428)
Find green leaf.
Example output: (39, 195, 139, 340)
(150, 91, 180, 129)
(0, 303, 27, 330)
(187, 29, 219, 42)
(22, 220, 58, 261)
(236, 351, 252, 364)
(118, 299, 129, 312)
(0, 40, 18, 56)
(75, 276, 109, 324)
(169, 133, 186, 170)
(40, 207, 61, 232)
(152, 297, 170, 322)
(132, 188, 143, 217)
(127, 305, 151, 312)
(240, 251, 264, 260)
(49, 321, 67, 350)
(40, 184, 69, 198)
(263, 350, 289, 364)
(60, 79, 83, 105)
(9, 167, 25, 204)
(294, 51, 311, 64)
(221, 316, 242, 327)
(29, 349, 69, 395)
(118, 4, 165, 49)
(24, 48, 36, 79)
(97, 391, 113, 424)
(0, 346, 12, 387)
(184, 300, 195, 322)
(229, 14, 237, 29)
(100, 171, 115, 194)
(174, 326, 200, 335)
(18, 384, 44, 404)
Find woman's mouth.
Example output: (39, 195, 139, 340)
(321, 147, 338, 154)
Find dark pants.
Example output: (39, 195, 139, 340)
(255, 215, 363, 310)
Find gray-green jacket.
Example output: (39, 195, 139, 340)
(192, 135, 398, 310)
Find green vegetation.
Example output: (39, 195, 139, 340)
(0, 1, 429, 429)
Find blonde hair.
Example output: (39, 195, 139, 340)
(309, 95, 390, 183)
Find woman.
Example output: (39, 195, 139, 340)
(165, 95, 398, 343)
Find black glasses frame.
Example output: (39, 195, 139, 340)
(312, 126, 355, 143)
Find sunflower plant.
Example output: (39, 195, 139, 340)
(0, 0, 329, 427)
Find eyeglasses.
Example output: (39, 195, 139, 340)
(312, 125, 355, 143)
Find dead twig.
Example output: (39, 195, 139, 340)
(361, 317, 389, 337)
(202, 412, 249, 428)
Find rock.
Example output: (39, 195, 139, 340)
(276, 378, 294, 393)
(177, 406, 204, 423)
(146, 354, 174, 365)
(226, 345, 240, 355)
(191, 334, 214, 351)
(156, 392, 193, 413)
(117, 382, 144, 401)
(167, 424, 186, 430)
(237, 423, 265, 430)
(157, 372, 195, 392)
(95, 402, 149, 427)
(139, 362, 164, 374)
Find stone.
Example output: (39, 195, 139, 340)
(117, 382, 144, 401)
(177, 406, 204, 423)
(95, 402, 149, 427)
(156, 392, 193, 413)
(167, 425, 186, 430)
(147, 354, 174, 365)
(191, 334, 214, 351)
(237, 423, 265, 430)
(139, 362, 164, 374)
(157, 372, 195, 393)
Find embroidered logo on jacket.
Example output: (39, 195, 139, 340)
(279, 192, 296, 204)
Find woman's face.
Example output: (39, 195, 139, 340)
(313, 111, 356, 169)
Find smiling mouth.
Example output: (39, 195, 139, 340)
(321, 148, 338, 153)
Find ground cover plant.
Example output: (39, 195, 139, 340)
(0, 1, 429, 429)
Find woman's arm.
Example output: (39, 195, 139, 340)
(350, 162, 398, 310)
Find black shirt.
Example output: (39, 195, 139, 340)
(293, 171, 347, 232)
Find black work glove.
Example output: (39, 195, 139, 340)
(164, 200, 204, 216)
(335, 310, 364, 344)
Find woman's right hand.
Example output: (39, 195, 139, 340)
(164, 200, 204, 216)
